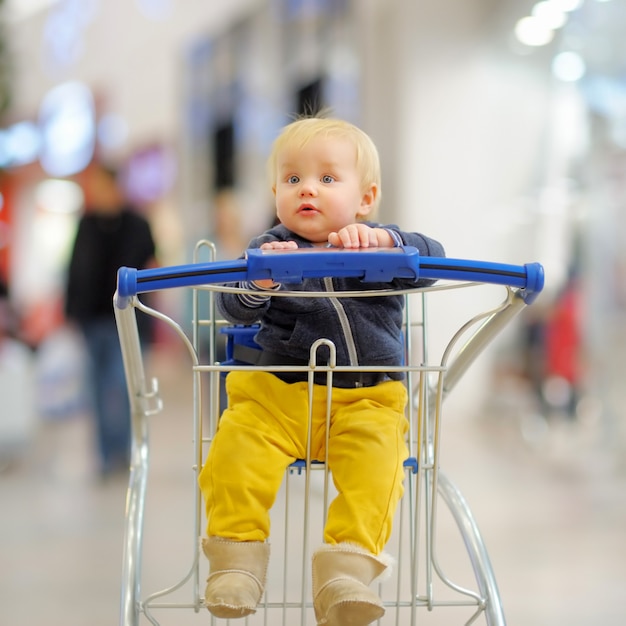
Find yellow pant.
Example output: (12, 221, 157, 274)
(198, 371, 409, 555)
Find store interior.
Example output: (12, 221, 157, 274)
(0, 1, 625, 625)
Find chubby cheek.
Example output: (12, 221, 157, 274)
(274, 192, 289, 214)
(274, 197, 293, 224)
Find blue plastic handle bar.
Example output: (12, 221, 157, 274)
(116, 246, 544, 309)
(245, 247, 422, 282)
(418, 257, 544, 304)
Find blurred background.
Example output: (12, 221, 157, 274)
(0, 0, 625, 625)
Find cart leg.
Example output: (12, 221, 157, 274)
(119, 459, 147, 626)
(437, 472, 507, 626)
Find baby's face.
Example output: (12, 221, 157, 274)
(273, 136, 373, 244)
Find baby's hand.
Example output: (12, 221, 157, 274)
(328, 224, 394, 248)
(253, 240, 298, 288)
(259, 241, 299, 251)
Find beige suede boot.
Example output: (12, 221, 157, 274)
(202, 537, 269, 619)
(312, 543, 389, 626)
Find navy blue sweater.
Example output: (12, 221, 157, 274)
(216, 223, 445, 377)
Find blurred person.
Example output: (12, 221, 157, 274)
(520, 269, 583, 421)
(543, 271, 583, 419)
(65, 162, 156, 478)
(198, 116, 445, 625)
(520, 304, 549, 413)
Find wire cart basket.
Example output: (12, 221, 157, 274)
(114, 243, 544, 626)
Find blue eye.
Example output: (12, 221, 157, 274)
(288, 175, 299, 184)
(322, 175, 334, 183)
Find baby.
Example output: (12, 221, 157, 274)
(199, 116, 445, 626)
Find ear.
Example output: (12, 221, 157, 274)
(356, 182, 378, 218)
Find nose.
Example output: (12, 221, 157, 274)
(298, 179, 317, 197)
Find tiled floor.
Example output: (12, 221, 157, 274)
(2, 348, 625, 626)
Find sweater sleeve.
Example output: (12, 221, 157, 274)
(383, 225, 445, 287)
(214, 230, 286, 324)
(390, 229, 445, 258)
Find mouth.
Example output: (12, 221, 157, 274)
(298, 204, 319, 214)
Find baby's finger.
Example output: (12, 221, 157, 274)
(359, 226, 377, 247)
(344, 225, 362, 248)
(260, 241, 298, 250)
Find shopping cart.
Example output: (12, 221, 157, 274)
(114, 243, 544, 626)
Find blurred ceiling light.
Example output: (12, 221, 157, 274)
(2, 0, 60, 22)
(550, 0, 583, 10)
(0, 121, 41, 167)
(34, 179, 84, 214)
(0, 134, 7, 168)
(38, 81, 96, 177)
(552, 51, 586, 81)
(124, 145, 177, 204)
(6, 121, 41, 165)
(532, 1, 568, 29)
(514, 16, 555, 46)
(42, 0, 99, 74)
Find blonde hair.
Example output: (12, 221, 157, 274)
(268, 117, 381, 212)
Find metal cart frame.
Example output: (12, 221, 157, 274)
(114, 243, 544, 626)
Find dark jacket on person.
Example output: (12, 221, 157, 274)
(65, 207, 155, 325)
